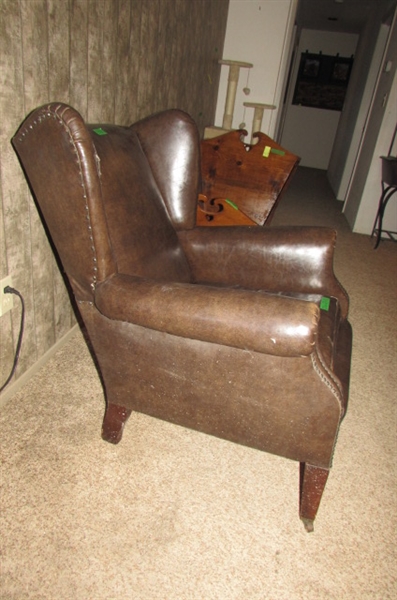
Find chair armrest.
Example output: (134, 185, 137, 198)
(178, 226, 349, 318)
(95, 274, 320, 357)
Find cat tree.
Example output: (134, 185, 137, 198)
(204, 59, 276, 141)
(204, 59, 252, 139)
(243, 101, 276, 144)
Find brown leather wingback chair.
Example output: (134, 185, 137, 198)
(13, 103, 352, 531)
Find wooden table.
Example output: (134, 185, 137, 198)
(197, 129, 300, 227)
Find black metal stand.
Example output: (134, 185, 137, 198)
(371, 156, 397, 249)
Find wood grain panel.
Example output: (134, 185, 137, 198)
(70, 0, 89, 117)
(125, 0, 143, 124)
(0, 0, 36, 381)
(137, 0, 157, 118)
(48, 0, 70, 102)
(87, 0, 103, 122)
(154, 0, 171, 111)
(0, 0, 229, 392)
(21, 0, 57, 360)
(114, 0, 132, 124)
(102, 0, 118, 122)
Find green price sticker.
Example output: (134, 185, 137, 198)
(93, 127, 107, 136)
(320, 297, 330, 311)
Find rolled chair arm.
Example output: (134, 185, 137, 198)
(178, 226, 349, 318)
(95, 274, 320, 357)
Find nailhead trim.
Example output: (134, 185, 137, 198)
(311, 351, 342, 405)
(16, 105, 98, 291)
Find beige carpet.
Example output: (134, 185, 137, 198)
(1, 167, 396, 599)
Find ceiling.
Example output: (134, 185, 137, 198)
(296, 0, 396, 34)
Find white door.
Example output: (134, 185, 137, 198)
(343, 8, 397, 228)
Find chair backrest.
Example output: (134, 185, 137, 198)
(12, 103, 199, 301)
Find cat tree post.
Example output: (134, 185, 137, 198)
(220, 59, 253, 130)
(243, 101, 276, 143)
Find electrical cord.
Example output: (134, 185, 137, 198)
(0, 286, 25, 393)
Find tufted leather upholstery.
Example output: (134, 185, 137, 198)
(13, 103, 352, 531)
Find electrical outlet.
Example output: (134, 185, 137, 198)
(0, 276, 14, 317)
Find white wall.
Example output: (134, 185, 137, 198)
(328, 24, 390, 200)
(353, 70, 397, 235)
(214, 0, 298, 140)
(280, 29, 358, 169)
(328, 7, 391, 201)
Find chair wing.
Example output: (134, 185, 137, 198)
(13, 103, 116, 301)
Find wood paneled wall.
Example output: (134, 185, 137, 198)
(0, 0, 229, 389)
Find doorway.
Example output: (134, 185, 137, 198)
(277, 0, 397, 236)
(342, 8, 397, 231)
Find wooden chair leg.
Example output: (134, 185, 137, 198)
(299, 463, 329, 532)
(102, 403, 132, 444)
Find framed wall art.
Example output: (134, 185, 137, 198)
(293, 52, 354, 111)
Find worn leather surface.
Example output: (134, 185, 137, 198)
(80, 302, 345, 468)
(178, 226, 350, 318)
(95, 273, 320, 357)
(12, 102, 352, 470)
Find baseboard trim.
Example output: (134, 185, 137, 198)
(0, 324, 79, 410)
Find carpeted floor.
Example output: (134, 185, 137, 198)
(1, 167, 396, 599)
